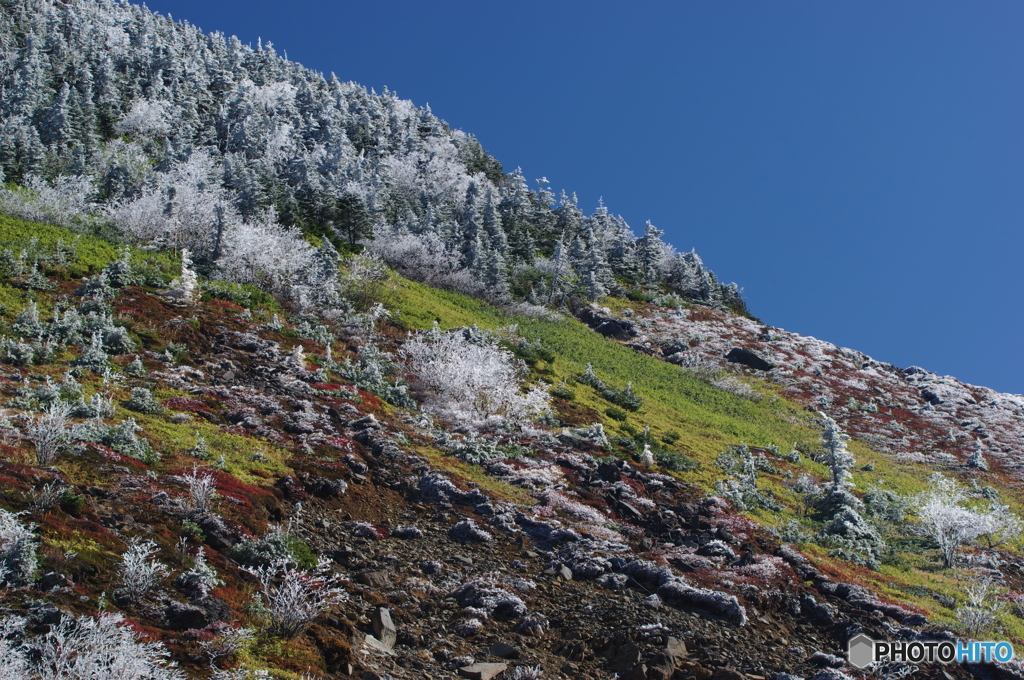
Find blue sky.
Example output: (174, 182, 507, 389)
(149, 0, 1024, 394)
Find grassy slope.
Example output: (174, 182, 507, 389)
(389, 276, 1024, 637)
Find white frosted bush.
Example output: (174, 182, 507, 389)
(401, 325, 552, 430)
(116, 99, 172, 140)
(957, 577, 1005, 637)
(247, 558, 348, 637)
(181, 465, 219, 514)
(0, 611, 184, 679)
(0, 509, 38, 587)
(118, 539, 169, 603)
(27, 401, 73, 465)
(0, 175, 97, 230)
(915, 473, 1020, 567)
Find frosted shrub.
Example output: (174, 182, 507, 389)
(976, 500, 1023, 550)
(863, 485, 910, 524)
(72, 332, 110, 372)
(27, 401, 73, 464)
(77, 418, 158, 464)
(576, 364, 642, 411)
(367, 230, 463, 290)
(711, 374, 762, 402)
(124, 387, 165, 414)
(0, 616, 30, 675)
(966, 448, 990, 471)
(174, 547, 223, 600)
(70, 392, 116, 419)
(0, 611, 184, 679)
(401, 324, 552, 430)
(216, 215, 320, 303)
(161, 249, 200, 307)
(713, 443, 781, 511)
(449, 518, 494, 544)
(0, 337, 36, 366)
(0, 509, 38, 587)
(12, 302, 45, 338)
(181, 465, 219, 514)
(126, 356, 147, 377)
(915, 473, 1018, 568)
(815, 413, 862, 517)
(118, 539, 169, 603)
(117, 98, 172, 139)
(331, 343, 415, 408)
(229, 524, 309, 569)
(29, 480, 66, 512)
(102, 247, 144, 288)
(507, 665, 544, 680)
(957, 578, 1005, 637)
(247, 558, 348, 637)
(793, 473, 821, 515)
(0, 175, 97, 230)
(201, 626, 256, 666)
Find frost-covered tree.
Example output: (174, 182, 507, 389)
(957, 578, 1006, 637)
(810, 415, 886, 567)
(915, 473, 1021, 568)
(0, 0, 745, 314)
(401, 325, 552, 430)
(815, 413, 861, 517)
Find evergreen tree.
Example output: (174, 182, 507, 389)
(635, 221, 666, 284)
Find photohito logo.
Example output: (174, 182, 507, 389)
(848, 634, 1015, 669)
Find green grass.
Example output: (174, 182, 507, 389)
(0, 211, 179, 282)
(390, 276, 828, 487)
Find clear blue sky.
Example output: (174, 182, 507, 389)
(148, 0, 1024, 395)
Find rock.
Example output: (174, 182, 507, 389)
(665, 636, 687, 660)
(371, 607, 397, 649)
(578, 307, 638, 340)
(421, 560, 444, 574)
(487, 642, 520, 659)
(615, 500, 645, 523)
(623, 664, 648, 680)
(611, 639, 643, 673)
(710, 669, 747, 680)
(357, 570, 392, 589)
(725, 347, 775, 371)
(37, 571, 68, 590)
(360, 672, 391, 680)
(808, 651, 844, 667)
(597, 461, 623, 482)
(644, 636, 687, 680)
(558, 564, 574, 581)
(164, 601, 209, 630)
(642, 594, 662, 609)
(679, 661, 713, 680)
(457, 662, 508, 680)
(359, 633, 397, 656)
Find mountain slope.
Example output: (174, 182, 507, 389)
(1, 2, 1023, 679)
(0, 214, 1022, 680)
